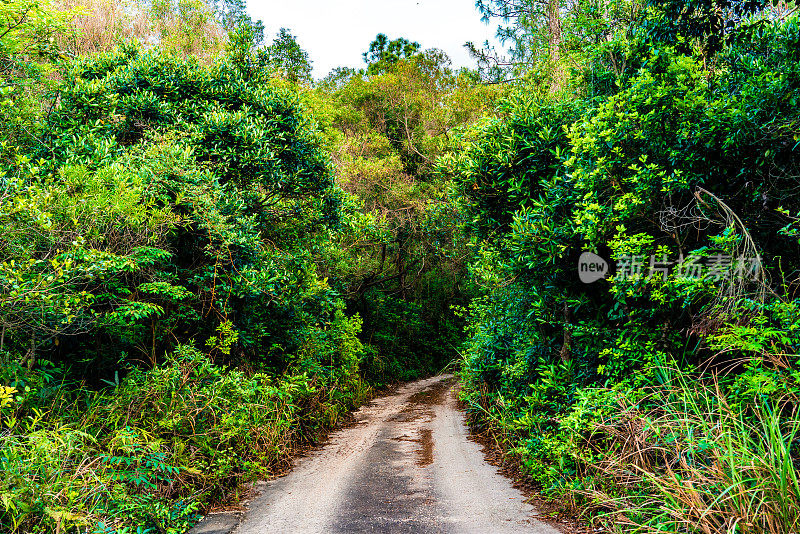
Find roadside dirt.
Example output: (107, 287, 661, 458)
(190, 375, 565, 534)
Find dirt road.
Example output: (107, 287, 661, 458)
(192, 375, 560, 534)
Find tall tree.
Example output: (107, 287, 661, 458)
(469, 0, 643, 88)
(470, 0, 565, 85)
(642, 0, 770, 57)
(363, 33, 420, 75)
(260, 27, 312, 84)
(210, 0, 264, 44)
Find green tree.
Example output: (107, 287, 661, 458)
(447, 6, 800, 528)
(7, 42, 349, 375)
(211, 0, 264, 43)
(260, 27, 312, 84)
(642, 0, 769, 57)
(311, 47, 503, 380)
(469, 0, 643, 89)
(363, 33, 420, 75)
(0, 0, 77, 162)
(147, 0, 227, 57)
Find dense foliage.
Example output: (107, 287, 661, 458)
(0, 23, 378, 532)
(311, 46, 502, 381)
(450, 1, 800, 532)
(3, 0, 800, 532)
(0, 4, 495, 531)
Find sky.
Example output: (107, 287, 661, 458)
(246, 0, 504, 79)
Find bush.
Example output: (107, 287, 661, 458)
(0, 345, 371, 533)
(448, 9, 800, 532)
(0, 38, 376, 533)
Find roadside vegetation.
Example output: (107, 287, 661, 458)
(451, 1, 800, 532)
(0, 1, 498, 531)
(1, 0, 799, 532)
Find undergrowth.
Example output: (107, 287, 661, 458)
(460, 362, 800, 534)
(0, 345, 371, 533)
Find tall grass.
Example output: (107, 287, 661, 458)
(590, 368, 800, 534)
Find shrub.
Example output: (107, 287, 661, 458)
(0, 345, 371, 533)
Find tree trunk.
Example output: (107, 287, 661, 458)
(559, 302, 572, 362)
(547, 0, 563, 92)
(26, 335, 35, 370)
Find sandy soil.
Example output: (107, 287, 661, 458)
(227, 374, 560, 534)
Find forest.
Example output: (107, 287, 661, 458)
(0, 0, 799, 532)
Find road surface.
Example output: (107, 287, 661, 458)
(193, 375, 561, 534)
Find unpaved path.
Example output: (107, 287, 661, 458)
(201, 375, 560, 534)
